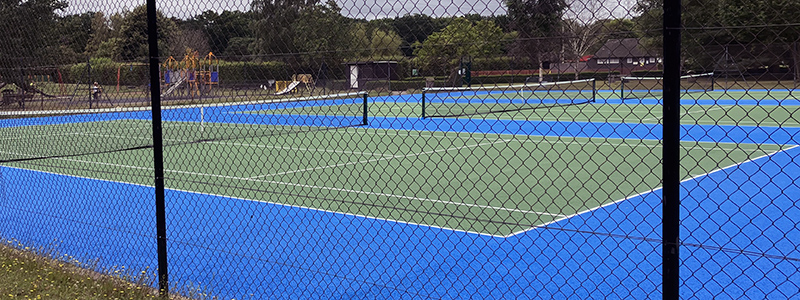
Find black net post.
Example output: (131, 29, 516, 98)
(663, 0, 682, 298)
(363, 92, 368, 125)
(421, 90, 426, 119)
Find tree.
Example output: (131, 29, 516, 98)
(188, 10, 253, 57)
(414, 18, 504, 77)
(169, 28, 211, 57)
(0, 0, 68, 91)
(250, 0, 321, 56)
(350, 23, 403, 60)
(225, 37, 256, 58)
(562, 18, 636, 62)
(85, 12, 115, 58)
(506, 0, 568, 80)
(291, 0, 351, 68)
(392, 14, 445, 56)
(116, 5, 176, 61)
(57, 12, 94, 62)
(634, 0, 800, 71)
(561, 19, 600, 61)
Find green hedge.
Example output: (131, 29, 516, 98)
(472, 56, 533, 71)
(60, 60, 291, 86)
(389, 80, 425, 91)
(63, 61, 149, 86)
(218, 61, 289, 84)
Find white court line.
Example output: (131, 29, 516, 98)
(0, 132, 82, 141)
(503, 144, 800, 238)
(2, 144, 796, 239)
(365, 128, 772, 152)
(0, 148, 564, 219)
(249, 138, 512, 179)
(5, 126, 786, 234)
(75, 132, 393, 158)
(529, 117, 800, 127)
(0, 163, 505, 239)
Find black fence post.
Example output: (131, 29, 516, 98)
(146, 0, 169, 297)
(663, 0, 682, 298)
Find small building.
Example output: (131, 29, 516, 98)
(345, 61, 400, 89)
(588, 38, 662, 75)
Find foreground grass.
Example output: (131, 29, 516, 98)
(0, 242, 164, 299)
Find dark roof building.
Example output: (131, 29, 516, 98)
(587, 38, 662, 75)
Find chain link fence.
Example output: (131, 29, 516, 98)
(0, 0, 798, 298)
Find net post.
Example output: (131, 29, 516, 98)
(421, 90, 426, 119)
(620, 77, 625, 99)
(592, 79, 597, 103)
(200, 106, 205, 132)
(710, 73, 715, 92)
(362, 92, 368, 125)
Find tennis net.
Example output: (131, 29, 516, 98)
(620, 72, 715, 99)
(421, 79, 597, 118)
(0, 92, 368, 163)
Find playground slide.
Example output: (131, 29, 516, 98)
(161, 75, 186, 97)
(275, 81, 301, 96)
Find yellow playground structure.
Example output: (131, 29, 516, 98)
(275, 74, 314, 95)
(161, 50, 219, 98)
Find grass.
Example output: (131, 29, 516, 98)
(0, 240, 163, 299)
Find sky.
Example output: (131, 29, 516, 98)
(66, 0, 637, 21)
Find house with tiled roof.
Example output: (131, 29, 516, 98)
(587, 38, 662, 74)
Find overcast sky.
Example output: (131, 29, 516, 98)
(66, 0, 637, 21)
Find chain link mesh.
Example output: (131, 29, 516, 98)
(0, 0, 798, 298)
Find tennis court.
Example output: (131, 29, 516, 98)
(1, 82, 799, 298)
(1, 87, 795, 238)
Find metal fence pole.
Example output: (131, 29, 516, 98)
(146, 0, 169, 296)
(663, 0, 682, 298)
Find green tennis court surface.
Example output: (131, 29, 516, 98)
(2, 119, 788, 236)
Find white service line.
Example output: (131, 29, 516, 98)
(0, 147, 563, 219)
(249, 138, 512, 179)
(0, 131, 81, 141)
(75, 132, 393, 158)
(503, 144, 800, 238)
(0, 163, 505, 238)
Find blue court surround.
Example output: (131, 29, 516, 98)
(0, 93, 798, 299)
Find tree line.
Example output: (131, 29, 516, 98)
(1, 0, 798, 89)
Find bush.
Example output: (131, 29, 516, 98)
(61, 60, 291, 87)
(63, 61, 149, 86)
(472, 56, 533, 71)
(389, 80, 425, 91)
(218, 61, 289, 85)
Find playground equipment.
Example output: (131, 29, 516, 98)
(275, 80, 302, 95)
(275, 74, 313, 96)
(0, 65, 66, 108)
(161, 50, 220, 98)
